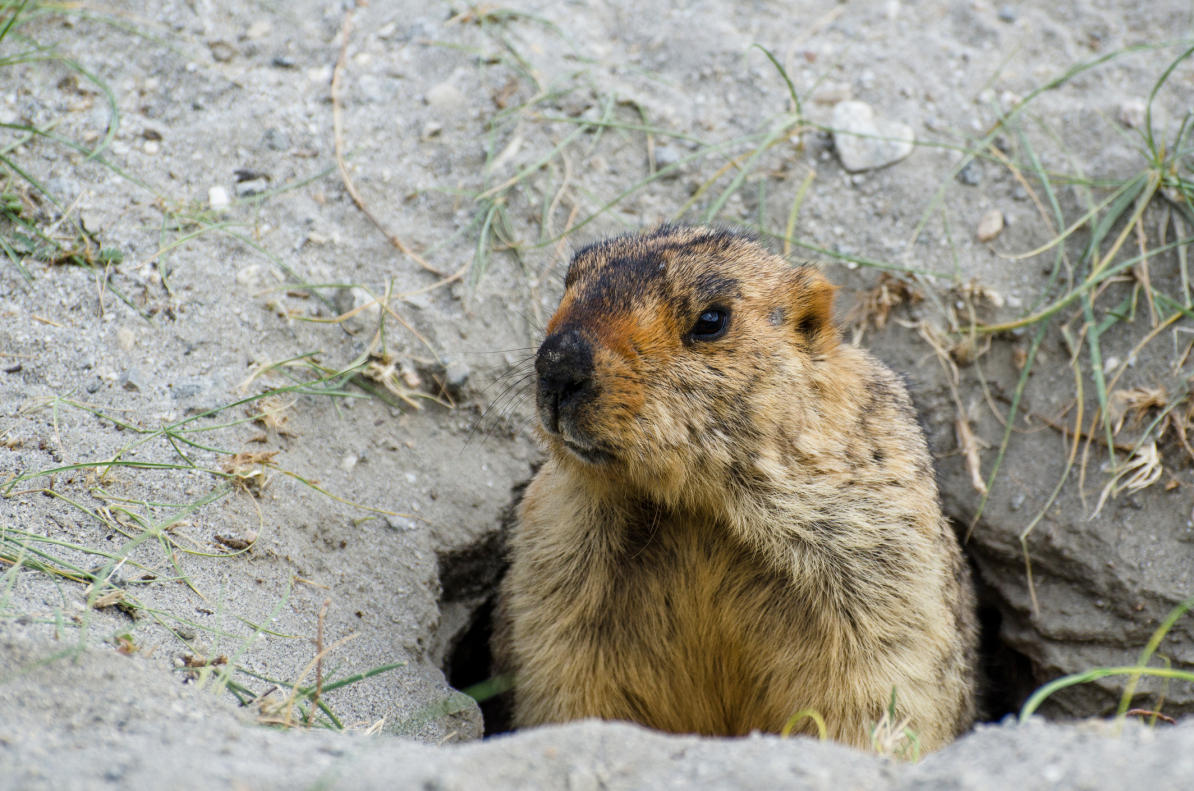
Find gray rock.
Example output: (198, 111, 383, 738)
(262, 127, 290, 151)
(404, 293, 432, 311)
(4, 630, 1194, 790)
(957, 159, 983, 186)
(998, 5, 1017, 22)
(653, 144, 683, 175)
(942, 406, 1194, 717)
(44, 177, 79, 200)
(832, 101, 915, 173)
(443, 359, 470, 389)
(208, 40, 236, 63)
(170, 378, 205, 400)
(334, 286, 380, 334)
(119, 368, 148, 392)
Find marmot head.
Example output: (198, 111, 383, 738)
(535, 225, 839, 498)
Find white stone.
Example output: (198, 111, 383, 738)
(425, 81, 466, 111)
(246, 20, 271, 39)
(208, 185, 230, 210)
(832, 101, 915, 173)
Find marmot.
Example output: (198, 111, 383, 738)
(496, 226, 977, 751)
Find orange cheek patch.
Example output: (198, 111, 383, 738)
(593, 313, 641, 359)
(592, 347, 646, 414)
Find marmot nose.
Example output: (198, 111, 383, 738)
(535, 328, 594, 433)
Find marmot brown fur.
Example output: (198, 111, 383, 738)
(496, 226, 977, 751)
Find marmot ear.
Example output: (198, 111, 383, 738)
(788, 266, 838, 353)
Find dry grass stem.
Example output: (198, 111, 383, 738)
(847, 273, 923, 339)
(955, 413, 989, 496)
(1092, 440, 1163, 518)
(1108, 386, 1167, 434)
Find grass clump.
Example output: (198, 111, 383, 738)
(1020, 595, 1194, 723)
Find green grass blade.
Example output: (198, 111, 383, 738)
(1021, 666, 1194, 720)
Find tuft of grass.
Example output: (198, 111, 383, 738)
(1020, 595, 1194, 721)
(941, 44, 1194, 608)
(868, 689, 921, 762)
(0, 0, 144, 308)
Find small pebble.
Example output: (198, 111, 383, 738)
(403, 293, 431, 311)
(236, 264, 265, 287)
(116, 327, 136, 351)
(120, 368, 147, 392)
(234, 178, 269, 198)
(653, 144, 682, 174)
(444, 359, 470, 389)
(1119, 98, 1147, 129)
(811, 82, 852, 105)
(208, 40, 236, 63)
(246, 20, 271, 39)
(170, 379, 205, 400)
(262, 127, 290, 151)
(400, 362, 421, 390)
(208, 186, 230, 211)
(976, 209, 1005, 242)
(425, 81, 466, 111)
(956, 160, 983, 186)
(333, 286, 380, 334)
(997, 5, 1017, 22)
(271, 55, 296, 69)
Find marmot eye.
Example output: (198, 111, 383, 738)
(690, 308, 729, 341)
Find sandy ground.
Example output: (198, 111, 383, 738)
(2, 0, 1194, 785)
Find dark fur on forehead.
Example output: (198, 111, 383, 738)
(565, 225, 763, 298)
(571, 224, 756, 263)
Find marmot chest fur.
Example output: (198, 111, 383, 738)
(497, 225, 977, 751)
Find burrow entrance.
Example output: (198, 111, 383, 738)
(432, 487, 521, 737)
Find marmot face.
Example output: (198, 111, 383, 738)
(535, 226, 836, 493)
